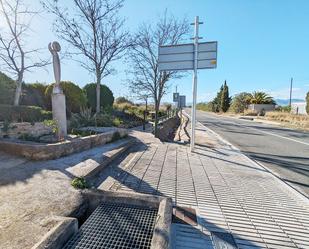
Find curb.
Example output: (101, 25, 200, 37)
(67, 137, 136, 180)
(183, 110, 309, 203)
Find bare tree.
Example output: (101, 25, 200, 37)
(128, 12, 189, 136)
(0, 0, 49, 106)
(44, 0, 130, 113)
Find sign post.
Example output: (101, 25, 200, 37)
(158, 16, 217, 152)
(190, 16, 202, 152)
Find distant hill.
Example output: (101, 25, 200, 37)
(275, 99, 305, 106)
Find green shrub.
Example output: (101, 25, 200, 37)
(20, 83, 48, 108)
(230, 92, 251, 113)
(18, 133, 40, 142)
(43, 119, 59, 134)
(69, 107, 96, 129)
(70, 129, 97, 137)
(95, 113, 114, 127)
(115, 96, 133, 105)
(83, 83, 114, 111)
(0, 71, 15, 105)
(0, 104, 52, 122)
(71, 177, 88, 189)
(45, 81, 87, 113)
(113, 117, 122, 127)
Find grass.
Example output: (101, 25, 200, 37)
(262, 111, 309, 130)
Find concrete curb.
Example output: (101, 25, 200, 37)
(31, 217, 78, 249)
(67, 137, 136, 180)
(183, 110, 309, 203)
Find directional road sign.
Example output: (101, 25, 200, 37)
(158, 41, 217, 71)
(173, 92, 180, 102)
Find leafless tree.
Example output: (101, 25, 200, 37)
(43, 0, 130, 113)
(128, 12, 189, 136)
(0, 0, 49, 106)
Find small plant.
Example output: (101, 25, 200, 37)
(43, 119, 59, 134)
(113, 117, 122, 127)
(71, 177, 88, 189)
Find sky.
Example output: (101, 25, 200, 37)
(1, 0, 309, 103)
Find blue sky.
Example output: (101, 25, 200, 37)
(4, 0, 309, 103)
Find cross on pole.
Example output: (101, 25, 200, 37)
(190, 16, 203, 152)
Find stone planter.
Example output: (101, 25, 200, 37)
(0, 128, 128, 160)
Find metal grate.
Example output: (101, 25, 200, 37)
(63, 203, 158, 249)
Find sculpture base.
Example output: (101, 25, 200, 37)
(52, 93, 67, 138)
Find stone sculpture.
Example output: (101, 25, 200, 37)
(48, 41, 67, 138)
(48, 41, 62, 94)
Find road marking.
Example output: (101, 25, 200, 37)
(198, 113, 309, 147)
(254, 128, 309, 146)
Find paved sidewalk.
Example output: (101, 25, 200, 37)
(98, 126, 309, 248)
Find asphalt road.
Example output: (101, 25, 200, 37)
(187, 109, 309, 198)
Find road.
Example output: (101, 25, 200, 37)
(188, 109, 309, 198)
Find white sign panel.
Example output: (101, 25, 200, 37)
(158, 41, 217, 71)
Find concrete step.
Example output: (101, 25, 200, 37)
(66, 137, 135, 180)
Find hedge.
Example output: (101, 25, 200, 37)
(0, 72, 16, 105)
(83, 83, 114, 111)
(0, 104, 52, 122)
(45, 81, 87, 113)
(20, 83, 48, 108)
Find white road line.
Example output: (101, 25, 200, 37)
(198, 113, 309, 147)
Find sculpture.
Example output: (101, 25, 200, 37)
(48, 41, 62, 94)
(48, 41, 67, 138)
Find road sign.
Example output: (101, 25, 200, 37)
(173, 92, 179, 102)
(179, 95, 186, 108)
(158, 41, 217, 71)
(157, 16, 218, 152)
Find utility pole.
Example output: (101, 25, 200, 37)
(289, 77, 293, 107)
(190, 16, 203, 152)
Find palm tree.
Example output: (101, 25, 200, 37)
(247, 91, 275, 104)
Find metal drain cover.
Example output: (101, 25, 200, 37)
(63, 203, 158, 249)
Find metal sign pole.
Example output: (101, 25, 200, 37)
(190, 16, 202, 152)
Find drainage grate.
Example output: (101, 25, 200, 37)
(63, 203, 158, 249)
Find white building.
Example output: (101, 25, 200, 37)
(248, 104, 276, 113)
(291, 102, 307, 115)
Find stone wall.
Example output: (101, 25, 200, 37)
(0, 122, 52, 139)
(157, 115, 180, 141)
(0, 128, 128, 160)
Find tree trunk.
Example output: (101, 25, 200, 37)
(13, 73, 23, 106)
(96, 78, 101, 114)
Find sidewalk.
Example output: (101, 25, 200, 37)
(98, 122, 309, 248)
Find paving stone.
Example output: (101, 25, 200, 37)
(96, 127, 309, 249)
